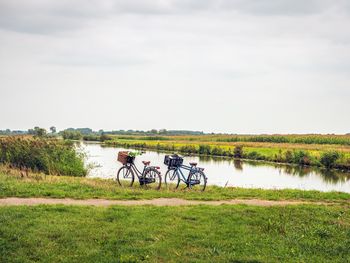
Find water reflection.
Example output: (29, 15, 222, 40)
(197, 155, 350, 184)
(82, 143, 350, 193)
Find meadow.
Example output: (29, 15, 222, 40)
(104, 134, 350, 170)
(1, 204, 349, 262)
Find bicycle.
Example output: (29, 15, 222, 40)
(164, 154, 207, 191)
(116, 151, 162, 190)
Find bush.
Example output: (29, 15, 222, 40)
(284, 150, 293, 163)
(0, 137, 86, 176)
(293, 150, 311, 166)
(233, 145, 244, 158)
(320, 151, 340, 169)
(198, 144, 211, 155)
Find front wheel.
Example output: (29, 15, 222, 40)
(188, 170, 207, 191)
(164, 168, 180, 190)
(141, 168, 162, 190)
(117, 166, 134, 187)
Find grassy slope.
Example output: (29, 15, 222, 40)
(1, 170, 350, 202)
(0, 205, 349, 262)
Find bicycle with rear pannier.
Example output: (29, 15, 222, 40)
(164, 154, 207, 191)
(116, 151, 162, 190)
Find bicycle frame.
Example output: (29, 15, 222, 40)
(125, 162, 147, 179)
(173, 164, 198, 183)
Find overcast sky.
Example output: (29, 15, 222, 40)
(0, 0, 349, 134)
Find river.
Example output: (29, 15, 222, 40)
(81, 142, 350, 193)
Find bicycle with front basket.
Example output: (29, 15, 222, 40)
(164, 154, 207, 191)
(116, 151, 162, 190)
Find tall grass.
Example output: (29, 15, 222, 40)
(0, 136, 86, 176)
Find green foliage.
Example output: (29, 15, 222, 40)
(320, 151, 341, 168)
(293, 150, 311, 165)
(61, 130, 83, 140)
(0, 137, 86, 176)
(28, 127, 47, 137)
(233, 145, 244, 158)
(198, 144, 211, 155)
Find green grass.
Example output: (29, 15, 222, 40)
(1, 170, 350, 202)
(0, 204, 349, 262)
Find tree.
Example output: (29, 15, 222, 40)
(50, 126, 57, 134)
(33, 127, 47, 137)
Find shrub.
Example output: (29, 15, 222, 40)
(233, 145, 244, 158)
(0, 137, 86, 176)
(211, 146, 224, 156)
(320, 151, 340, 169)
(293, 150, 311, 166)
(198, 144, 211, 155)
(284, 150, 293, 163)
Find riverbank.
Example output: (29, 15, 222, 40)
(103, 134, 350, 171)
(1, 168, 350, 203)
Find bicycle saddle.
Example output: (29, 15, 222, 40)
(189, 162, 197, 166)
(142, 161, 151, 166)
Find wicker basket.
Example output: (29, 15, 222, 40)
(117, 151, 134, 165)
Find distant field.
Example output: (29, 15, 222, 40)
(111, 134, 350, 146)
(104, 134, 350, 170)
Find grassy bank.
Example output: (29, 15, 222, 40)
(104, 135, 350, 170)
(1, 168, 350, 202)
(0, 136, 86, 176)
(108, 134, 350, 145)
(0, 204, 349, 262)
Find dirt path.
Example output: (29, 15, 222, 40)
(0, 197, 334, 207)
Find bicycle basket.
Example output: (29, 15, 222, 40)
(164, 154, 183, 168)
(117, 151, 135, 165)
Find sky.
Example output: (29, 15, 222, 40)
(0, 0, 349, 134)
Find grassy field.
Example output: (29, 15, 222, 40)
(1, 168, 350, 202)
(104, 134, 350, 170)
(0, 204, 349, 262)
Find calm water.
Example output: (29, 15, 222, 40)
(81, 142, 350, 193)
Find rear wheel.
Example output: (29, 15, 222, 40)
(188, 170, 207, 191)
(142, 168, 162, 190)
(117, 166, 134, 187)
(164, 168, 180, 190)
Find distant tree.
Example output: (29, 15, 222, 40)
(33, 127, 47, 137)
(150, 129, 158, 134)
(50, 126, 57, 134)
(159, 129, 167, 135)
(61, 130, 82, 140)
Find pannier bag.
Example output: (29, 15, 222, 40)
(117, 151, 135, 165)
(164, 154, 183, 168)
